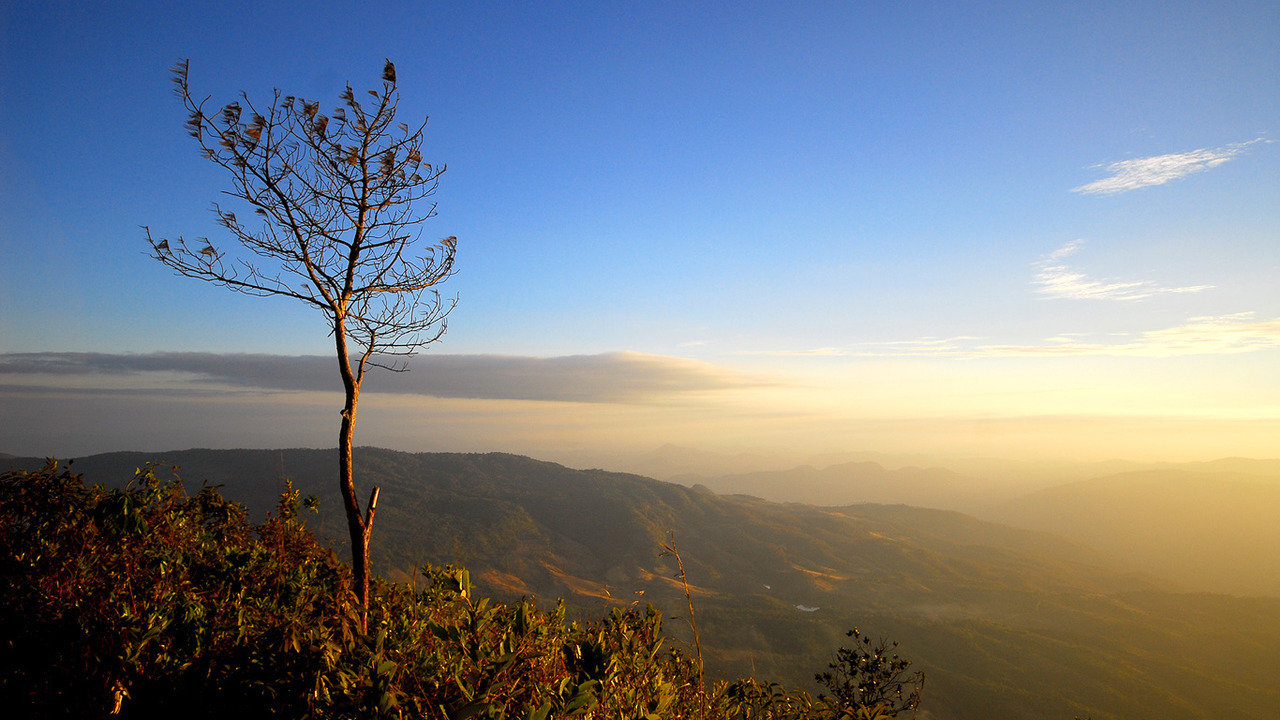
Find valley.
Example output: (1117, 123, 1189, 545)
(7, 448, 1279, 719)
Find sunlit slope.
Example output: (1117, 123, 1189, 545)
(8, 449, 1280, 720)
(3, 449, 1141, 600)
(985, 469, 1280, 596)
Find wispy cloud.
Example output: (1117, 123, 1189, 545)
(747, 337, 980, 358)
(972, 313, 1280, 358)
(760, 347, 847, 357)
(0, 352, 765, 404)
(759, 314, 1280, 359)
(1033, 239, 1211, 300)
(1072, 139, 1262, 195)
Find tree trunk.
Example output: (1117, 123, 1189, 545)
(335, 326, 376, 633)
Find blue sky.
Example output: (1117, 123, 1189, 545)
(2, 1, 1278, 463)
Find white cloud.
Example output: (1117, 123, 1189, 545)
(1045, 239, 1084, 261)
(759, 314, 1280, 359)
(747, 337, 979, 358)
(971, 313, 1280, 358)
(1072, 139, 1262, 195)
(1033, 239, 1211, 301)
(758, 347, 846, 357)
(745, 337, 988, 358)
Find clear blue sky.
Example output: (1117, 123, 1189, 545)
(2, 1, 1278, 462)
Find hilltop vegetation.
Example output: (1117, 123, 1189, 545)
(5, 448, 1280, 719)
(0, 461, 921, 719)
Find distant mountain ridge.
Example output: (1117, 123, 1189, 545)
(673, 461, 993, 512)
(5, 448, 1280, 720)
(633, 449, 1280, 598)
(984, 468, 1280, 596)
(581, 443, 1280, 495)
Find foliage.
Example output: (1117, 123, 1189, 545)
(0, 462, 921, 719)
(815, 630, 923, 718)
(0, 460, 356, 717)
(148, 58, 455, 358)
(717, 628, 923, 720)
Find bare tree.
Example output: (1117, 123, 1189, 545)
(146, 59, 456, 627)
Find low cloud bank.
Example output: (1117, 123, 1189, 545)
(0, 351, 761, 403)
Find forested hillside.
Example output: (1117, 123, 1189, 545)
(6, 449, 1280, 720)
(6, 461, 909, 719)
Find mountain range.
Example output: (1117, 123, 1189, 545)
(982, 468, 1280, 596)
(669, 461, 995, 512)
(5, 448, 1279, 720)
